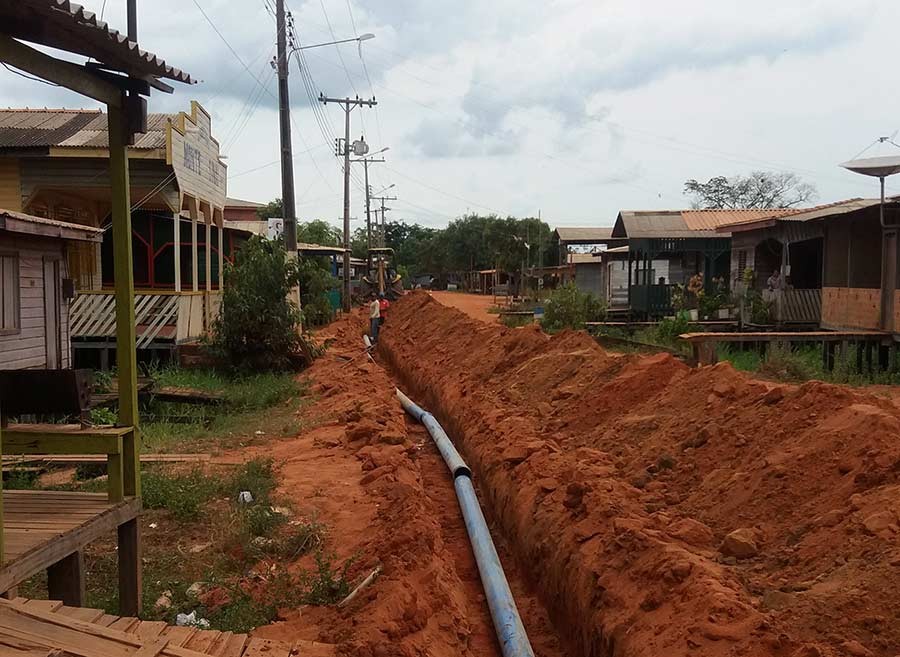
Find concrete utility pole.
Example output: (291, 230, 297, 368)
(276, 0, 297, 251)
(372, 195, 397, 248)
(318, 94, 377, 311)
(350, 151, 387, 272)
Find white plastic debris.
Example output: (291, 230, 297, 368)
(148, 522, 158, 529)
(175, 611, 210, 629)
(238, 491, 254, 504)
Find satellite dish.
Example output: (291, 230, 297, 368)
(840, 155, 900, 178)
(840, 136, 900, 178)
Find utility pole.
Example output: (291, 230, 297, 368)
(350, 152, 386, 272)
(372, 195, 397, 248)
(127, 0, 137, 40)
(276, 0, 297, 251)
(319, 95, 377, 311)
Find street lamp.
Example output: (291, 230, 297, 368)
(294, 33, 375, 51)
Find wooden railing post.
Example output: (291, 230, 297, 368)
(108, 99, 142, 616)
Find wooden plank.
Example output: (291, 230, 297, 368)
(133, 639, 170, 657)
(241, 638, 294, 657)
(2, 454, 210, 465)
(0, 35, 122, 107)
(0, 601, 211, 657)
(21, 600, 63, 613)
(0, 497, 140, 591)
(96, 614, 120, 627)
(117, 518, 141, 617)
(56, 606, 102, 623)
(160, 625, 196, 647)
(108, 616, 140, 632)
(218, 634, 247, 657)
(2, 432, 122, 457)
(134, 620, 168, 642)
(183, 630, 221, 653)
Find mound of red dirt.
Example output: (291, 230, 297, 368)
(379, 291, 900, 657)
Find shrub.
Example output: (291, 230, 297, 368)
(210, 236, 305, 372)
(142, 468, 222, 522)
(654, 311, 692, 345)
(297, 256, 338, 327)
(301, 550, 355, 605)
(541, 283, 605, 331)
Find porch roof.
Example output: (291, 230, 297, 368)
(613, 208, 793, 239)
(721, 198, 897, 233)
(0, 207, 103, 242)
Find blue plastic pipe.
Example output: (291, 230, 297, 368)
(396, 389, 471, 478)
(396, 388, 535, 657)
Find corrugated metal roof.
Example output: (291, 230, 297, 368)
(682, 209, 796, 231)
(225, 197, 266, 209)
(0, 1, 193, 85)
(721, 198, 896, 232)
(614, 208, 796, 239)
(0, 109, 170, 151)
(0, 207, 103, 242)
(554, 226, 616, 242)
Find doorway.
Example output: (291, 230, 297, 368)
(43, 257, 62, 369)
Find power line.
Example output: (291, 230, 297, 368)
(1, 63, 60, 87)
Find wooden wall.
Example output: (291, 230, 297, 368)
(0, 159, 21, 212)
(0, 233, 70, 370)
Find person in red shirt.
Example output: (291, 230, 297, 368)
(378, 293, 390, 326)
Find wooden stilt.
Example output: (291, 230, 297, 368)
(173, 211, 181, 293)
(47, 552, 85, 607)
(117, 519, 140, 616)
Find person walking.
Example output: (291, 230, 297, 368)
(369, 293, 381, 343)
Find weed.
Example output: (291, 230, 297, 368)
(142, 468, 223, 522)
(204, 590, 275, 633)
(76, 462, 107, 480)
(241, 505, 286, 538)
(93, 369, 114, 394)
(500, 313, 533, 328)
(227, 458, 277, 502)
(90, 406, 117, 425)
(280, 516, 327, 559)
(4, 468, 38, 490)
(301, 550, 356, 605)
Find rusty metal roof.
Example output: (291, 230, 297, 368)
(0, 207, 103, 242)
(0, 109, 170, 151)
(0, 1, 193, 85)
(682, 209, 796, 231)
(721, 198, 898, 233)
(225, 197, 266, 209)
(613, 208, 797, 239)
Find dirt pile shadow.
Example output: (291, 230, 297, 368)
(379, 291, 900, 657)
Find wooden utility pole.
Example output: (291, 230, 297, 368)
(350, 153, 386, 272)
(318, 94, 376, 311)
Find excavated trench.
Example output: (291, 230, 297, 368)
(375, 291, 900, 657)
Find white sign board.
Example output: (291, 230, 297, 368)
(168, 102, 228, 212)
(267, 218, 284, 240)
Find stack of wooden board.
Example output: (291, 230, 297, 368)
(0, 598, 333, 656)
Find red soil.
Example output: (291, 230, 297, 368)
(249, 313, 563, 657)
(428, 291, 500, 324)
(379, 291, 900, 657)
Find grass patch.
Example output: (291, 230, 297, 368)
(138, 368, 308, 453)
(142, 468, 225, 522)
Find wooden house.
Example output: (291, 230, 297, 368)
(722, 198, 900, 332)
(610, 208, 792, 317)
(0, 208, 102, 370)
(0, 102, 245, 365)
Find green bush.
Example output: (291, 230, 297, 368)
(210, 236, 304, 372)
(541, 283, 605, 332)
(654, 311, 692, 344)
(301, 550, 355, 605)
(297, 256, 338, 327)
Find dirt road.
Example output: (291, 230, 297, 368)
(428, 291, 498, 324)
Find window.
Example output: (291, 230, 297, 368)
(0, 254, 20, 333)
(737, 249, 748, 276)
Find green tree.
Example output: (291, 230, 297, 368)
(684, 171, 816, 209)
(211, 236, 303, 371)
(296, 220, 341, 247)
(256, 198, 283, 220)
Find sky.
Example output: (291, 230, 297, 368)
(2, 0, 900, 231)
